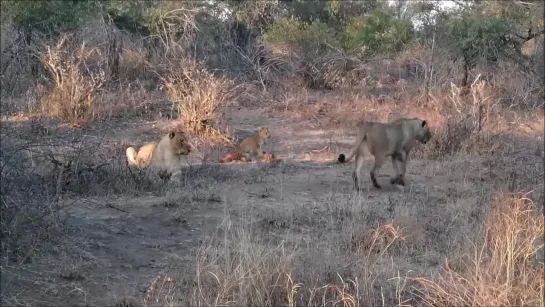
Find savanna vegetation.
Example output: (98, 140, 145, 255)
(1, 1, 543, 306)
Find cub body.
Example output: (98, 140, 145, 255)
(338, 118, 431, 190)
(238, 127, 271, 158)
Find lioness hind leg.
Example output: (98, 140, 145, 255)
(370, 155, 385, 189)
(352, 152, 365, 191)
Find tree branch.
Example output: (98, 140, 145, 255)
(515, 28, 545, 42)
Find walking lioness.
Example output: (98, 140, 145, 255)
(126, 131, 192, 177)
(337, 118, 432, 190)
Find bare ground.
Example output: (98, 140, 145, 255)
(1, 103, 543, 306)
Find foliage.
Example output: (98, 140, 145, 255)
(439, 12, 514, 67)
(341, 9, 414, 54)
(481, 0, 544, 30)
(233, 0, 281, 33)
(2, 0, 100, 34)
(104, 0, 156, 36)
(263, 17, 338, 48)
(105, 0, 189, 36)
(288, 0, 330, 23)
(326, 0, 383, 22)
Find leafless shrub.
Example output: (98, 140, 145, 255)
(0, 133, 62, 266)
(0, 128, 167, 267)
(37, 33, 107, 123)
(427, 75, 506, 157)
(0, 26, 36, 100)
(233, 43, 291, 91)
(161, 57, 236, 142)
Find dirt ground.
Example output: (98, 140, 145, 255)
(1, 101, 543, 306)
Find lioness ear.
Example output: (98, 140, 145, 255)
(169, 132, 176, 139)
(422, 120, 427, 127)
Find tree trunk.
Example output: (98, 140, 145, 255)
(461, 54, 470, 88)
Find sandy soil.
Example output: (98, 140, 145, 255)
(1, 104, 543, 307)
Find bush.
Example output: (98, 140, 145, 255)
(263, 17, 338, 48)
(38, 33, 107, 123)
(440, 13, 514, 66)
(162, 58, 235, 138)
(2, 0, 99, 34)
(341, 10, 413, 54)
(262, 17, 345, 90)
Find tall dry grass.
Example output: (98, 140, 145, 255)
(161, 57, 237, 141)
(413, 192, 544, 307)
(190, 216, 409, 306)
(38, 33, 107, 123)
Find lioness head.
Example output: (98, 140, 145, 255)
(415, 120, 432, 144)
(168, 131, 192, 155)
(257, 127, 271, 140)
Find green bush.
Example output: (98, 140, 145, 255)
(105, 1, 175, 36)
(263, 17, 338, 48)
(440, 13, 514, 66)
(2, 0, 99, 34)
(341, 10, 413, 54)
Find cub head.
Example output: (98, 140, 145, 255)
(168, 131, 192, 155)
(257, 127, 271, 140)
(414, 119, 432, 144)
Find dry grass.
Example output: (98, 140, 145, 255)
(191, 217, 410, 307)
(161, 57, 237, 142)
(38, 33, 107, 124)
(413, 192, 544, 307)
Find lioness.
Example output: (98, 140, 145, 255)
(237, 127, 271, 158)
(126, 131, 191, 177)
(337, 118, 432, 190)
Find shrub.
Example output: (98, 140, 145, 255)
(341, 10, 414, 55)
(162, 58, 235, 138)
(441, 14, 513, 62)
(2, 0, 99, 35)
(263, 17, 338, 48)
(38, 33, 107, 123)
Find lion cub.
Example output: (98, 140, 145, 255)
(237, 127, 271, 158)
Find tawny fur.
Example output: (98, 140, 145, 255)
(126, 131, 191, 177)
(337, 118, 432, 190)
(237, 127, 271, 158)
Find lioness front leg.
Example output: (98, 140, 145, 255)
(390, 152, 406, 186)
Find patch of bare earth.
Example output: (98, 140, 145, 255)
(1, 99, 543, 306)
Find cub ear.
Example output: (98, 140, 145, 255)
(422, 120, 427, 127)
(168, 132, 176, 139)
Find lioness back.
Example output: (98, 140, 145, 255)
(126, 143, 156, 168)
(126, 131, 191, 175)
